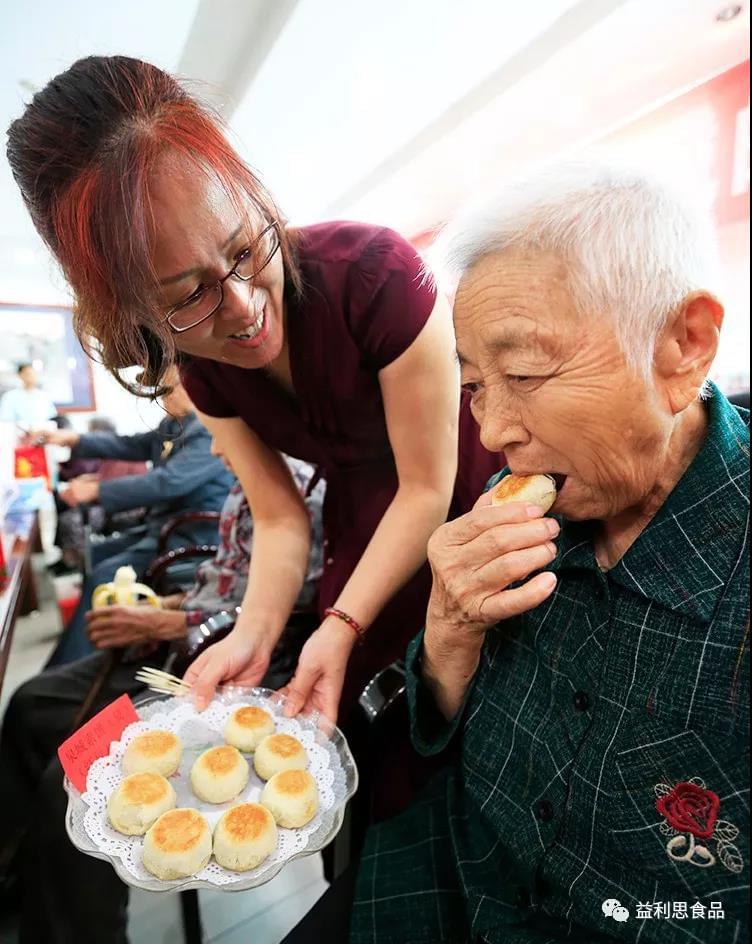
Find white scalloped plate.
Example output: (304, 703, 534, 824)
(64, 687, 358, 892)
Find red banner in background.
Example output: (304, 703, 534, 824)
(409, 61, 750, 245)
(14, 446, 50, 487)
(708, 61, 749, 226)
(596, 60, 750, 227)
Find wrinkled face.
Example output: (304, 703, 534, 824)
(149, 158, 286, 369)
(454, 249, 674, 521)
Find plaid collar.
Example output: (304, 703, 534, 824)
(494, 385, 750, 623)
(610, 385, 749, 622)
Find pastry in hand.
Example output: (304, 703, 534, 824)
(491, 473, 557, 513)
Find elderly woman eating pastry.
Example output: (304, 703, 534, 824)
(343, 166, 749, 944)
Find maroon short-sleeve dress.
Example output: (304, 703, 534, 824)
(182, 221, 502, 719)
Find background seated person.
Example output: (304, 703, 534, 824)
(53, 415, 147, 573)
(54, 414, 106, 480)
(85, 452, 325, 685)
(291, 165, 750, 944)
(0, 448, 324, 943)
(31, 369, 234, 666)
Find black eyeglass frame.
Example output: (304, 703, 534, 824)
(161, 220, 281, 334)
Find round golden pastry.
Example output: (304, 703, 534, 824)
(224, 706, 276, 753)
(253, 734, 307, 781)
(190, 745, 250, 803)
(213, 802, 278, 871)
(142, 808, 212, 880)
(107, 772, 177, 836)
(491, 473, 557, 513)
(260, 769, 319, 828)
(122, 730, 182, 777)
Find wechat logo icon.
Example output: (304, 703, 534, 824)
(602, 898, 630, 923)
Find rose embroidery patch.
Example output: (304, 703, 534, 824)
(654, 777, 743, 873)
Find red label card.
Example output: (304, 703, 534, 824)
(58, 693, 139, 793)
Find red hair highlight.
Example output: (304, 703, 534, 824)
(7, 56, 299, 393)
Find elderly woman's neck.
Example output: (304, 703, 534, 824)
(594, 399, 709, 570)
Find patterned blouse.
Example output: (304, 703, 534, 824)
(181, 456, 325, 624)
(352, 386, 749, 944)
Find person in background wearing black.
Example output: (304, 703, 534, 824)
(51, 415, 146, 575)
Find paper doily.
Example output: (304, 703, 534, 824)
(68, 688, 356, 889)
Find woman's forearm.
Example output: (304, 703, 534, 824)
(235, 517, 312, 645)
(333, 483, 451, 628)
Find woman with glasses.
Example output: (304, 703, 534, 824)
(7, 55, 502, 731)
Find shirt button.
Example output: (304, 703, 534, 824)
(535, 799, 555, 822)
(326, 557, 334, 566)
(573, 690, 590, 711)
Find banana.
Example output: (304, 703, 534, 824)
(91, 565, 161, 609)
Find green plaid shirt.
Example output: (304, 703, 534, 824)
(352, 386, 749, 944)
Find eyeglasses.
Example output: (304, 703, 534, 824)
(162, 220, 281, 333)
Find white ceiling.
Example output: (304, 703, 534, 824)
(0, 0, 748, 303)
(225, 0, 583, 222)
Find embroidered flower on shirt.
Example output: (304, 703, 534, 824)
(654, 777, 743, 873)
(656, 780, 719, 838)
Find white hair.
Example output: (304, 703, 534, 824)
(434, 162, 721, 376)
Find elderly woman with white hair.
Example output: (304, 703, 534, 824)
(284, 166, 750, 944)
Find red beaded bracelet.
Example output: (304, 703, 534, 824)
(324, 607, 366, 644)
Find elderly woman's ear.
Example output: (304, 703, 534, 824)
(654, 291, 724, 413)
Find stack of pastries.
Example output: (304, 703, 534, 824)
(106, 706, 320, 879)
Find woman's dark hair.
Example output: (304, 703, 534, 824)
(7, 55, 301, 395)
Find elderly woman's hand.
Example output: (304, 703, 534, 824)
(86, 605, 186, 649)
(422, 492, 559, 719)
(426, 492, 559, 648)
